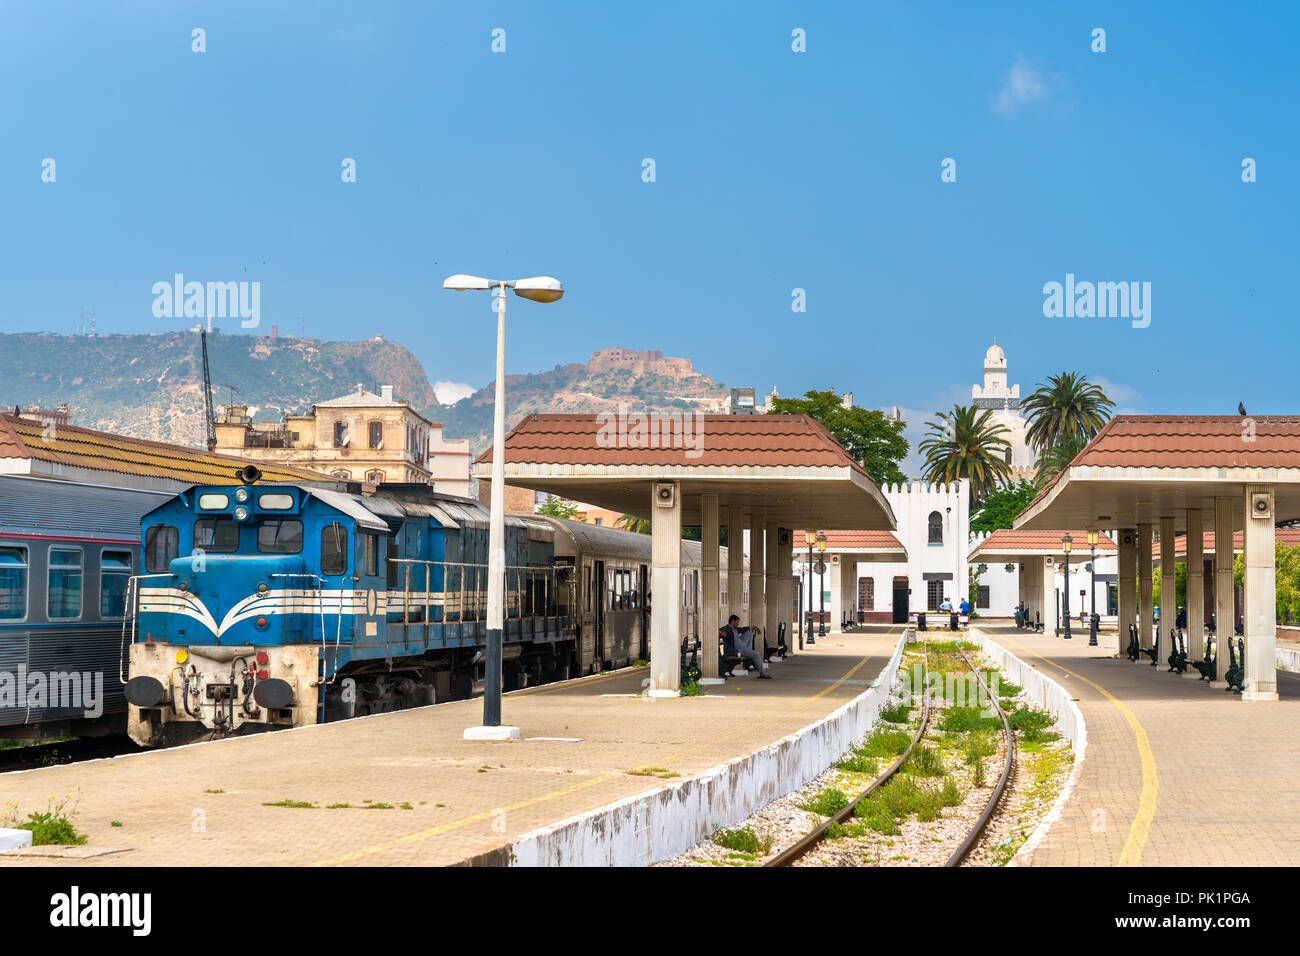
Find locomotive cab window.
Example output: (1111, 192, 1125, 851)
(195, 517, 240, 553)
(321, 523, 348, 575)
(0, 546, 28, 621)
(47, 548, 83, 620)
(361, 533, 379, 576)
(100, 550, 132, 618)
(257, 519, 304, 554)
(145, 524, 178, 574)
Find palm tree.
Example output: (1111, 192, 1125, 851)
(1033, 432, 1087, 488)
(1022, 372, 1115, 452)
(918, 404, 1013, 503)
(614, 514, 652, 534)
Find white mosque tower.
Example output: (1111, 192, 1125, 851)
(971, 339, 1036, 482)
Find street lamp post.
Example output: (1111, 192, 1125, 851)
(443, 273, 563, 740)
(805, 531, 816, 645)
(816, 532, 828, 637)
(1061, 533, 1073, 640)
(1087, 530, 1099, 646)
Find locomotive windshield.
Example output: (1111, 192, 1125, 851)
(257, 518, 304, 554)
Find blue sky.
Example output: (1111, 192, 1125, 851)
(2, 1, 1297, 470)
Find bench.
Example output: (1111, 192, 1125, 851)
(717, 624, 787, 677)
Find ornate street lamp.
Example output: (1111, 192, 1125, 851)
(805, 531, 816, 645)
(1087, 530, 1099, 646)
(816, 531, 828, 637)
(1061, 533, 1073, 640)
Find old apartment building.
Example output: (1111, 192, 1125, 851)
(214, 385, 471, 495)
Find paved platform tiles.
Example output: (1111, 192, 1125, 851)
(0, 626, 903, 867)
(977, 623, 1300, 866)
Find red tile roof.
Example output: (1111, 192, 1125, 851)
(1027, 415, 1300, 511)
(1173, 528, 1300, 556)
(969, 528, 1116, 560)
(793, 530, 905, 551)
(0, 414, 331, 486)
(475, 413, 867, 473)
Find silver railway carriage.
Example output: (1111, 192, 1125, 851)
(0, 475, 172, 739)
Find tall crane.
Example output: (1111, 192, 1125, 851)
(200, 328, 216, 451)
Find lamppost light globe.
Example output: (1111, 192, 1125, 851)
(442, 274, 492, 291)
(1061, 533, 1073, 553)
(512, 276, 564, 303)
(805, 530, 816, 546)
(1087, 530, 1099, 547)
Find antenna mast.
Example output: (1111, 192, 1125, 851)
(200, 325, 217, 451)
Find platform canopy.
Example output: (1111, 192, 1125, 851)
(472, 413, 896, 531)
(1015, 416, 1300, 530)
(968, 528, 1117, 562)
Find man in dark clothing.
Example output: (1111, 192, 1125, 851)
(720, 614, 770, 678)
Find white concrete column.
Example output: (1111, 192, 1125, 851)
(764, 518, 779, 654)
(1160, 515, 1176, 652)
(726, 507, 744, 625)
(1138, 523, 1154, 648)
(749, 512, 766, 635)
(1042, 556, 1056, 634)
(700, 493, 720, 681)
(1186, 509, 1204, 661)
(1118, 528, 1137, 650)
(649, 481, 682, 696)
(776, 528, 793, 653)
(1243, 484, 1278, 700)
(1214, 497, 1234, 682)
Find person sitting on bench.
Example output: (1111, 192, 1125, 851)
(721, 614, 770, 679)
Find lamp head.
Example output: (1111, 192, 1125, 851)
(442, 274, 492, 292)
(815, 531, 827, 552)
(805, 530, 816, 546)
(513, 276, 564, 303)
(1087, 530, 1099, 547)
(1061, 532, 1073, 553)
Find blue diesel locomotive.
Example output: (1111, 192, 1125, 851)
(123, 473, 740, 746)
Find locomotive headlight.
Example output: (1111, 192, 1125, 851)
(234, 505, 250, 522)
(235, 488, 250, 503)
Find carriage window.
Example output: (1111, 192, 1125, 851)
(0, 547, 27, 620)
(257, 519, 304, 554)
(195, 518, 240, 553)
(198, 493, 229, 510)
(322, 523, 348, 575)
(48, 549, 82, 620)
(100, 550, 132, 618)
(258, 493, 294, 510)
(145, 525, 178, 573)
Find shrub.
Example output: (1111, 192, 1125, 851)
(711, 826, 772, 854)
(902, 745, 944, 777)
(797, 787, 850, 817)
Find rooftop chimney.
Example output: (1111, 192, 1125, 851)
(380, 385, 394, 402)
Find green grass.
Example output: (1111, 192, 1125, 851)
(940, 706, 1001, 734)
(939, 777, 962, 807)
(1007, 705, 1054, 733)
(110, 820, 123, 828)
(994, 680, 1023, 697)
(901, 745, 944, 777)
(879, 702, 914, 723)
(797, 786, 850, 817)
(679, 681, 708, 697)
(834, 753, 879, 775)
(711, 826, 773, 854)
(859, 729, 913, 758)
(962, 730, 998, 765)
(263, 799, 316, 808)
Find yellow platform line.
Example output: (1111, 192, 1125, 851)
(997, 633, 1157, 867)
(312, 629, 898, 866)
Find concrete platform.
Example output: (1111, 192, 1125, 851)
(0, 626, 902, 867)
(979, 623, 1300, 866)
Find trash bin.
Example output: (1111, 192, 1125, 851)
(917, 612, 927, 631)
(949, 612, 959, 631)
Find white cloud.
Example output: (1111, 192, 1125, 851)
(991, 56, 1051, 114)
(1090, 376, 1142, 409)
(434, 381, 476, 405)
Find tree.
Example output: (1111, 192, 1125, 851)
(918, 404, 1012, 503)
(1023, 372, 1115, 453)
(536, 495, 580, 520)
(1033, 432, 1088, 489)
(970, 480, 1039, 535)
(1234, 540, 1300, 624)
(615, 514, 652, 534)
(768, 389, 909, 487)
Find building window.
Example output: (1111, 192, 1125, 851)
(368, 421, 384, 449)
(1004, 447, 1012, 466)
(594, 517, 603, 526)
(928, 511, 943, 545)
(926, 579, 943, 611)
(331, 469, 351, 480)
(100, 550, 132, 618)
(0, 547, 28, 621)
(859, 577, 874, 612)
(977, 585, 991, 610)
(48, 548, 83, 620)
(334, 420, 352, 448)
(144, 525, 178, 573)
(321, 523, 348, 576)
(366, 470, 384, 484)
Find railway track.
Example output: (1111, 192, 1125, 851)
(766, 637, 1014, 868)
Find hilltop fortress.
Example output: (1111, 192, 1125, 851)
(586, 348, 696, 377)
